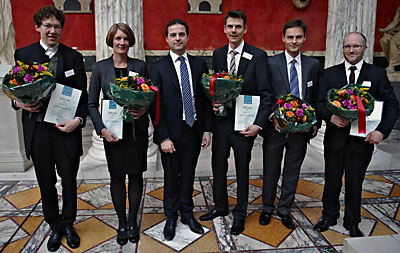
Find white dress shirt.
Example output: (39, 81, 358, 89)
(344, 60, 364, 84)
(285, 51, 303, 99)
(227, 40, 245, 75)
(40, 40, 59, 59)
(169, 50, 197, 120)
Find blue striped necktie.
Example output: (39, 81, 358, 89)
(178, 56, 195, 127)
(289, 59, 299, 97)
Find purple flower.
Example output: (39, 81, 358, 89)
(348, 104, 357, 110)
(342, 99, 352, 107)
(37, 65, 45, 72)
(136, 77, 145, 84)
(284, 102, 292, 109)
(302, 103, 308, 109)
(12, 66, 21, 75)
(295, 108, 304, 116)
(348, 89, 354, 95)
(23, 74, 35, 83)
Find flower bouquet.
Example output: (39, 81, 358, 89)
(201, 72, 244, 116)
(2, 61, 56, 104)
(274, 94, 317, 134)
(326, 84, 375, 133)
(106, 75, 159, 125)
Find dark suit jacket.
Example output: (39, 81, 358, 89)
(13, 42, 88, 159)
(88, 56, 149, 135)
(212, 42, 274, 127)
(316, 61, 399, 153)
(261, 52, 321, 147)
(149, 54, 212, 145)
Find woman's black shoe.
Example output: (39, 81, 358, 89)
(116, 227, 128, 246)
(128, 226, 140, 243)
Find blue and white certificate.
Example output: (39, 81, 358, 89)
(102, 100, 123, 139)
(350, 101, 383, 137)
(234, 95, 260, 131)
(44, 83, 81, 124)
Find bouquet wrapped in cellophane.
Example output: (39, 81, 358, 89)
(274, 94, 317, 134)
(201, 72, 243, 116)
(2, 61, 56, 104)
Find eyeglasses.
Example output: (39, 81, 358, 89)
(41, 23, 63, 31)
(343, 44, 365, 51)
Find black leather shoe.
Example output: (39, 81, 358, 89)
(64, 225, 80, 249)
(181, 217, 204, 234)
(47, 229, 63, 252)
(199, 209, 229, 221)
(314, 218, 337, 232)
(128, 225, 140, 243)
(231, 217, 245, 235)
(163, 219, 177, 241)
(259, 212, 272, 226)
(343, 223, 363, 237)
(116, 227, 128, 246)
(277, 213, 296, 229)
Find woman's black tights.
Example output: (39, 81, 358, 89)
(110, 173, 143, 228)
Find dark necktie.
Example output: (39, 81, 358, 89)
(178, 56, 195, 127)
(229, 50, 238, 74)
(349, 66, 357, 84)
(289, 59, 299, 97)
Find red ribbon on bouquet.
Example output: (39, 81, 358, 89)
(355, 95, 366, 133)
(208, 73, 226, 96)
(273, 98, 286, 111)
(149, 85, 160, 125)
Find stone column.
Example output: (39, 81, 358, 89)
(95, 0, 145, 61)
(325, 0, 377, 68)
(84, 0, 160, 176)
(0, 0, 32, 172)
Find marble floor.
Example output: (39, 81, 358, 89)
(1, 171, 400, 252)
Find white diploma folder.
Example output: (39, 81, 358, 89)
(234, 95, 260, 131)
(44, 83, 82, 124)
(101, 100, 123, 139)
(350, 101, 383, 137)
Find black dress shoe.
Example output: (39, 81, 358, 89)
(277, 213, 296, 229)
(64, 225, 80, 249)
(163, 219, 177, 241)
(231, 217, 245, 235)
(199, 209, 229, 221)
(259, 212, 272, 226)
(47, 229, 63, 252)
(128, 225, 140, 243)
(181, 217, 204, 234)
(314, 218, 337, 232)
(343, 223, 363, 237)
(116, 227, 128, 246)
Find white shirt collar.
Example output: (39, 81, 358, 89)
(344, 59, 363, 71)
(40, 40, 59, 58)
(228, 40, 245, 55)
(170, 50, 188, 63)
(284, 50, 301, 65)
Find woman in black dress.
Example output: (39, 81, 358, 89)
(88, 23, 148, 245)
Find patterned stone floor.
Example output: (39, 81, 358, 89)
(1, 171, 400, 252)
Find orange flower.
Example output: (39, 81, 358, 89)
(141, 84, 150, 92)
(350, 95, 355, 101)
(303, 115, 307, 122)
(286, 111, 294, 118)
(332, 100, 342, 108)
(10, 78, 18, 85)
(337, 89, 346, 96)
(290, 101, 298, 107)
(223, 76, 231, 79)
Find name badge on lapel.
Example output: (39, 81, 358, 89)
(129, 71, 138, 77)
(307, 81, 313, 87)
(362, 81, 371, 87)
(64, 69, 75, 77)
(242, 52, 253, 60)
